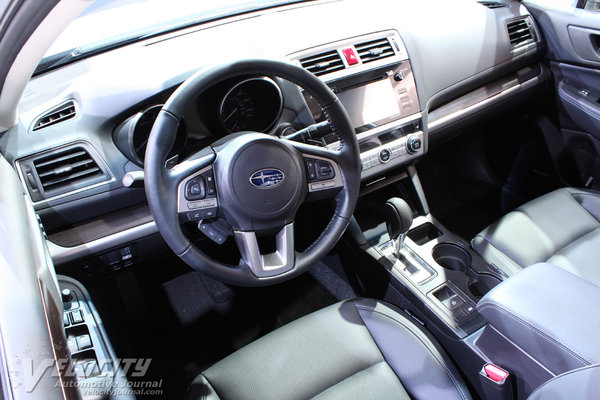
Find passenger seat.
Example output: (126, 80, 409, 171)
(472, 187, 600, 286)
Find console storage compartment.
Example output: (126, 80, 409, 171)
(476, 263, 600, 389)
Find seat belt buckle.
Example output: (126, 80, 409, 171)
(479, 363, 513, 400)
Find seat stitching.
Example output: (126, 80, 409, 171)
(526, 363, 600, 399)
(477, 302, 591, 365)
(308, 360, 386, 399)
(354, 303, 469, 400)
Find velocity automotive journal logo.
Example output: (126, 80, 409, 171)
(9, 354, 160, 395)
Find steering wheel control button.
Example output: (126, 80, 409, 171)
(199, 220, 231, 245)
(306, 160, 317, 181)
(205, 174, 216, 196)
(185, 177, 206, 200)
(310, 181, 336, 191)
(316, 160, 335, 180)
(378, 148, 391, 163)
(406, 135, 422, 154)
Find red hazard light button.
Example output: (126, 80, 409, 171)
(483, 363, 509, 383)
(342, 48, 359, 65)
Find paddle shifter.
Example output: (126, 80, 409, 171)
(384, 197, 414, 257)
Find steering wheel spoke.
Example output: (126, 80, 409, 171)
(234, 223, 295, 278)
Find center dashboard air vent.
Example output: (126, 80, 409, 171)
(299, 50, 345, 77)
(507, 18, 535, 48)
(17, 143, 112, 202)
(354, 38, 395, 64)
(32, 100, 77, 131)
(478, 1, 507, 9)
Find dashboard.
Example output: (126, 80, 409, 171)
(0, 0, 546, 266)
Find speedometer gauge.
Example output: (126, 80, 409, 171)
(219, 77, 283, 133)
(220, 87, 256, 132)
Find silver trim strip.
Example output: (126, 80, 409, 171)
(428, 71, 547, 133)
(48, 221, 158, 265)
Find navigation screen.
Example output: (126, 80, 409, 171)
(303, 77, 403, 134)
(336, 79, 401, 132)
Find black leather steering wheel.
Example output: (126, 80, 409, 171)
(144, 59, 360, 286)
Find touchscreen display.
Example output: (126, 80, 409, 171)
(336, 79, 401, 131)
(303, 77, 403, 134)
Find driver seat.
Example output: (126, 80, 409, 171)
(186, 298, 471, 400)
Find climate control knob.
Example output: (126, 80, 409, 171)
(406, 135, 422, 154)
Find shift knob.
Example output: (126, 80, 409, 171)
(384, 197, 413, 255)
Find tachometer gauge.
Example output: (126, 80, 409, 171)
(219, 77, 283, 133)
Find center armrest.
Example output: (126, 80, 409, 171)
(477, 263, 600, 375)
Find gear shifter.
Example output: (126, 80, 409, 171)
(384, 197, 414, 257)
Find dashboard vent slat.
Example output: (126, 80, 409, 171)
(32, 100, 76, 131)
(299, 50, 345, 76)
(507, 18, 534, 47)
(32, 147, 104, 192)
(355, 38, 395, 64)
(478, 1, 507, 9)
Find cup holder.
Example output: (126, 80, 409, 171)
(431, 243, 471, 272)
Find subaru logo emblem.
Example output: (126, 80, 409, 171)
(249, 169, 285, 188)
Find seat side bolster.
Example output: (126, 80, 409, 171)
(352, 299, 472, 400)
(566, 187, 600, 223)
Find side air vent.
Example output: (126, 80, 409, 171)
(18, 144, 112, 202)
(478, 1, 507, 9)
(32, 100, 76, 131)
(507, 18, 534, 47)
(299, 50, 345, 76)
(355, 38, 395, 64)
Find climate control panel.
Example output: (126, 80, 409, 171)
(359, 125, 424, 179)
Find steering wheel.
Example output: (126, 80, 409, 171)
(144, 59, 360, 286)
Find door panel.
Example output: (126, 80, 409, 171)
(524, 0, 600, 187)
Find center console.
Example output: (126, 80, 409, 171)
(290, 30, 424, 179)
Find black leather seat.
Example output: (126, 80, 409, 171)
(186, 298, 471, 400)
(472, 187, 600, 286)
